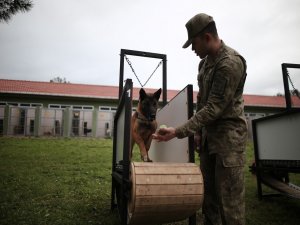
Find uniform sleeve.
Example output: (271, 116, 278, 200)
(196, 92, 201, 112)
(175, 56, 244, 139)
(196, 59, 205, 112)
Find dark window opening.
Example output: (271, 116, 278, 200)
(0, 119, 3, 135)
(55, 120, 60, 135)
(30, 120, 34, 135)
(83, 121, 92, 136)
(72, 111, 80, 136)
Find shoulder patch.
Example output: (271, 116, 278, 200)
(211, 76, 227, 96)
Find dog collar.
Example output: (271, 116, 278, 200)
(136, 112, 154, 122)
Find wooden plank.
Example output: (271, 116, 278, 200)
(133, 203, 200, 213)
(135, 174, 203, 185)
(134, 194, 203, 206)
(262, 174, 300, 199)
(135, 184, 203, 196)
(134, 166, 201, 175)
(133, 162, 197, 167)
(131, 210, 193, 218)
(129, 162, 136, 214)
(129, 210, 194, 225)
(130, 212, 192, 225)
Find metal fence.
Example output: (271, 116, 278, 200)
(97, 111, 114, 138)
(8, 107, 35, 136)
(41, 109, 64, 136)
(2, 106, 114, 138)
(70, 110, 93, 137)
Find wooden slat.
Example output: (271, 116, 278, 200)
(131, 210, 194, 219)
(133, 162, 197, 167)
(134, 194, 203, 206)
(135, 184, 203, 196)
(133, 203, 200, 213)
(135, 174, 203, 185)
(262, 174, 300, 199)
(134, 166, 201, 175)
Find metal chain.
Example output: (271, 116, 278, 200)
(124, 55, 143, 87)
(124, 54, 162, 87)
(143, 60, 162, 87)
(286, 69, 300, 99)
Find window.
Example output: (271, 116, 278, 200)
(49, 104, 60, 109)
(31, 103, 43, 107)
(2, 102, 43, 108)
(83, 106, 94, 110)
(7, 102, 18, 106)
(99, 106, 111, 111)
(248, 113, 265, 118)
(60, 105, 72, 109)
(49, 104, 94, 110)
(20, 103, 30, 107)
(73, 105, 94, 110)
(99, 106, 117, 112)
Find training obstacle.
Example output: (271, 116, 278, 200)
(128, 162, 203, 225)
(252, 63, 300, 200)
(111, 49, 203, 225)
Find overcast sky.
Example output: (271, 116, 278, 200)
(1, 0, 300, 95)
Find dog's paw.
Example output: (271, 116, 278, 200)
(141, 155, 152, 162)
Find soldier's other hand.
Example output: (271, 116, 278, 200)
(194, 134, 201, 153)
(152, 127, 176, 142)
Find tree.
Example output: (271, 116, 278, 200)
(50, 76, 70, 83)
(0, 0, 33, 23)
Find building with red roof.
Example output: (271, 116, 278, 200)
(0, 79, 299, 138)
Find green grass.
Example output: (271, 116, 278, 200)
(0, 137, 299, 225)
(0, 137, 119, 225)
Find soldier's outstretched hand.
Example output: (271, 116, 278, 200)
(152, 127, 176, 142)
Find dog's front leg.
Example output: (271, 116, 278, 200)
(137, 142, 148, 162)
(145, 136, 153, 162)
(132, 133, 149, 162)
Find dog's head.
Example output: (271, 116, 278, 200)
(138, 88, 161, 121)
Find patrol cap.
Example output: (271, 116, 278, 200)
(182, 13, 214, 48)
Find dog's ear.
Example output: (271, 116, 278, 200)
(139, 88, 147, 101)
(153, 88, 161, 101)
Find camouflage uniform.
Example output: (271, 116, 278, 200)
(175, 41, 247, 225)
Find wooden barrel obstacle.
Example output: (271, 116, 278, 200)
(127, 162, 204, 225)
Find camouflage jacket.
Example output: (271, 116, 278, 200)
(175, 41, 248, 153)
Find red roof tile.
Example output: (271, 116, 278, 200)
(1, 79, 300, 108)
(0, 79, 117, 99)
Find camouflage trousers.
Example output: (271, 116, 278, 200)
(199, 146, 245, 225)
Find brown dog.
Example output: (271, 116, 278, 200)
(131, 88, 161, 162)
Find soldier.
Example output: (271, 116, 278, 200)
(153, 13, 247, 225)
